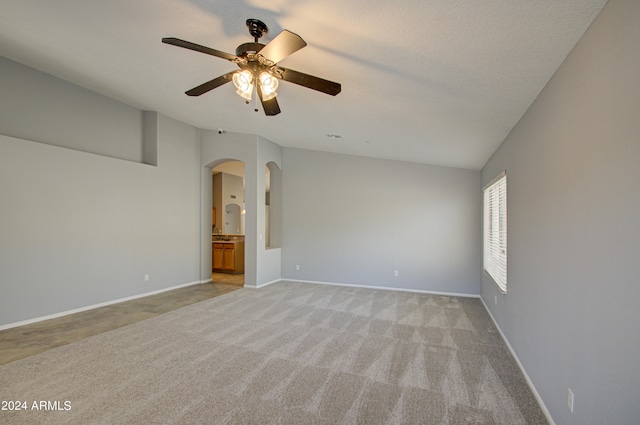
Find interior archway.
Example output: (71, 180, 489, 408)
(210, 159, 246, 286)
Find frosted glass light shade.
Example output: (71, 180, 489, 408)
(233, 70, 254, 101)
(259, 71, 279, 101)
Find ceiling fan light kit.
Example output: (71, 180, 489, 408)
(162, 19, 341, 116)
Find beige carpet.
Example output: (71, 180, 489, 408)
(0, 281, 547, 424)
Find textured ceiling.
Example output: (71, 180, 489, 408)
(0, 0, 606, 170)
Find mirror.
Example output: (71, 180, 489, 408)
(212, 161, 245, 235)
(224, 203, 242, 234)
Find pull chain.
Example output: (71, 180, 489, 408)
(254, 87, 259, 112)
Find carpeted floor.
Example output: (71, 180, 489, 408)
(0, 281, 241, 365)
(0, 281, 548, 424)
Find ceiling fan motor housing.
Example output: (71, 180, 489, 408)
(235, 42, 265, 58)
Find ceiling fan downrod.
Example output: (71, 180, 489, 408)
(246, 19, 268, 43)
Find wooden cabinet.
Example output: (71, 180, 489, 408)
(213, 243, 224, 269)
(212, 241, 244, 273)
(223, 245, 235, 270)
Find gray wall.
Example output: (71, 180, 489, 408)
(481, 0, 640, 423)
(282, 148, 481, 295)
(257, 136, 283, 286)
(0, 65, 202, 327)
(0, 57, 144, 163)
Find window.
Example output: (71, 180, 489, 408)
(484, 171, 507, 293)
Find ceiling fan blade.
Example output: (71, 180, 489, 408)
(257, 85, 281, 116)
(185, 72, 235, 96)
(257, 30, 307, 64)
(162, 37, 238, 62)
(279, 68, 341, 96)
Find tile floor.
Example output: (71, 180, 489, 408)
(0, 274, 243, 365)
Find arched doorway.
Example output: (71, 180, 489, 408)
(211, 160, 245, 286)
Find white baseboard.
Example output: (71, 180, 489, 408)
(242, 279, 281, 289)
(282, 278, 480, 298)
(255, 279, 281, 288)
(0, 279, 209, 331)
(479, 297, 556, 425)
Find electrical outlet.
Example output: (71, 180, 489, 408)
(394, 270, 399, 277)
(568, 388, 574, 413)
(144, 274, 150, 281)
(295, 265, 300, 271)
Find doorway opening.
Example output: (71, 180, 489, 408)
(211, 160, 245, 286)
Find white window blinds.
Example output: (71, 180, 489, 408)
(484, 172, 507, 293)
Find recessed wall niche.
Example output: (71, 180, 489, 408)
(265, 161, 282, 248)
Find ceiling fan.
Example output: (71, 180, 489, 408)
(162, 19, 341, 116)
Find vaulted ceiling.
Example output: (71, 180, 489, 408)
(0, 0, 607, 169)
